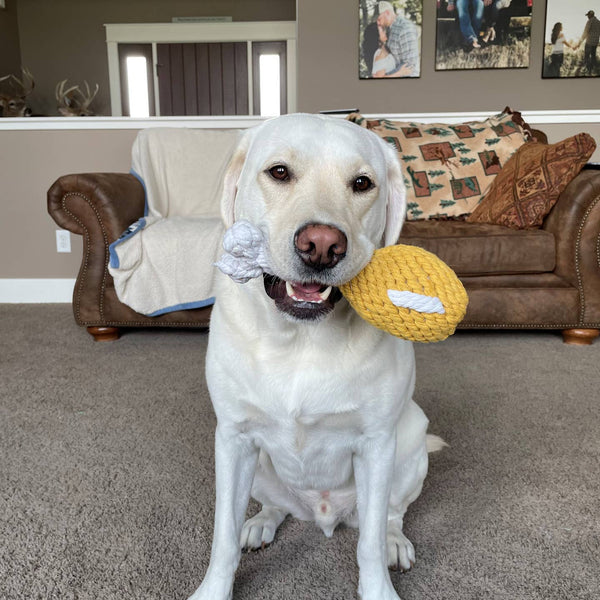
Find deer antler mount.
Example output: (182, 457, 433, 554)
(0, 68, 35, 117)
(56, 80, 99, 116)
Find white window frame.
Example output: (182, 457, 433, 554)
(105, 21, 297, 117)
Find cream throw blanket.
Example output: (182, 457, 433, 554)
(108, 127, 242, 316)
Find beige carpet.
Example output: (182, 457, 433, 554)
(1, 304, 599, 600)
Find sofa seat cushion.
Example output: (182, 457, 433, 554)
(399, 221, 556, 276)
(456, 274, 579, 327)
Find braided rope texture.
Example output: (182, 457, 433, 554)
(340, 244, 469, 342)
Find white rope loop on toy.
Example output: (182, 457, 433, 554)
(387, 290, 445, 314)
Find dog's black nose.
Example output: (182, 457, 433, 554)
(294, 223, 347, 270)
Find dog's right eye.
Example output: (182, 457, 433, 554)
(268, 165, 290, 181)
(353, 176, 373, 193)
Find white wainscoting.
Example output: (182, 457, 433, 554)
(0, 279, 75, 303)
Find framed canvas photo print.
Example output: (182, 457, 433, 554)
(359, 0, 423, 79)
(542, 0, 600, 78)
(435, 0, 533, 71)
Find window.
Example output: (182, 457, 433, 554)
(252, 42, 287, 117)
(259, 55, 280, 116)
(118, 44, 155, 117)
(105, 22, 296, 117)
(126, 57, 151, 117)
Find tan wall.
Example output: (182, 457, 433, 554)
(0, 129, 138, 278)
(0, 0, 21, 75)
(543, 123, 600, 160)
(297, 0, 599, 113)
(16, 0, 296, 116)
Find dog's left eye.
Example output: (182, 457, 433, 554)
(353, 176, 374, 193)
(268, 165, 290, 181)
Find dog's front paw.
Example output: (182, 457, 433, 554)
(387, 524, 415, 572)
(240, 507, 285, 550)
(359, 579, 402, 600)
(187, 574, 233, 600)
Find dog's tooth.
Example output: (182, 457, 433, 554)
(285, 281, 295, 298)
(318, 286, 332, 301)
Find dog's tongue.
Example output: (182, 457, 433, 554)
(291, 282, 323, 302)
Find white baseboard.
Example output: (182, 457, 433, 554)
(0, 279, 75, 303)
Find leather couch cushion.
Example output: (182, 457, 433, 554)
(399, 221, 556, 276)
(460, 285, 580, 327)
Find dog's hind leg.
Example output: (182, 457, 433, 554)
(241, 450, 310, 551)
(241, 506, 287, 550)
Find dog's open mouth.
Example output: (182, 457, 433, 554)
(263, 274, 343, 320)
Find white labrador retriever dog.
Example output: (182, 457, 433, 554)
(189, 114, 441, 600)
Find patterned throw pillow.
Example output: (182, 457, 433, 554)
(467, 133, 596, 229)
(348, 109, 532, 220)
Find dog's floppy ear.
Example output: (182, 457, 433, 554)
(382, 143, 407, 247)
(221, 130, 253, 228)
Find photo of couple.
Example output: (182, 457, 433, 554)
(359, 0, 422, 79)
(543, 2, 600, 78)
(435, 0, 533, 70)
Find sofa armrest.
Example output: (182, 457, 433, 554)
(543, 169, 600, 325)
(47, 173, 146, 326)
(47, 173, 145, 243)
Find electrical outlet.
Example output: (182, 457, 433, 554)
(56, 230, 71, 253)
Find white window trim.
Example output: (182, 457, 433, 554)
(105, 21, 297, 117)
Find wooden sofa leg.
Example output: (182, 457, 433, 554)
(87, 326, 121, 342)
(562, 328, 599, 345)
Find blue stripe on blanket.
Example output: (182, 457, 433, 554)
(146, 296, 216, 317)
(108, 217, 147, 269)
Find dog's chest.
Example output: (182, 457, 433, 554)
(248, 405, 362, 489)
(233, 363, 378, 489)
(207, 305, 415, 488)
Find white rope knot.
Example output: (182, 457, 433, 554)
(215, 220, 272, 283)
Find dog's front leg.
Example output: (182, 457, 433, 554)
(188, 422, 258, 600)
(354, 430, 402, 600)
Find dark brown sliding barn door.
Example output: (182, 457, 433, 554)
(157, 42, 248, 116)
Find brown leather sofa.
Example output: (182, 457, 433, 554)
(47, 157, 600, 346)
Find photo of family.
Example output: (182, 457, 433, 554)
(359, 0, 422, 79)
(542, 1, 600, 78)
(435, 0, 533, 70)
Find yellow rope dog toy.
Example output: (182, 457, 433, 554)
(340, 245, 468, 342)
(215, 221, 468, 343)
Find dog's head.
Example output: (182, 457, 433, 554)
(221, 114, 406, 322)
